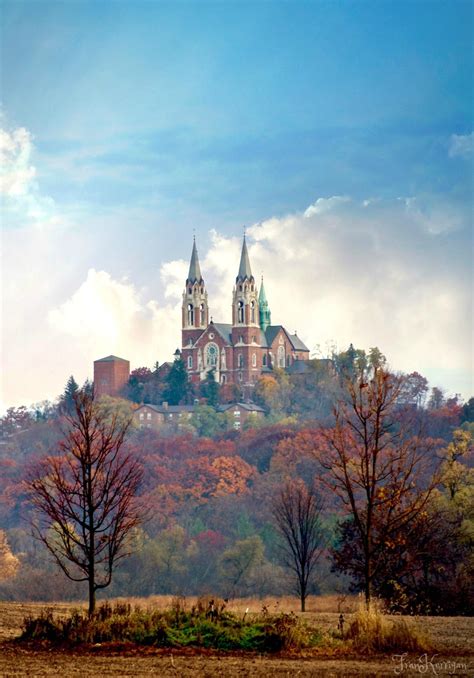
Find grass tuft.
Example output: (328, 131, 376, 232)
(345, 599, 431, 653)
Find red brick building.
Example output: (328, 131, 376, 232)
(93, 355, 130, 398)
(181, 238, 309, 390)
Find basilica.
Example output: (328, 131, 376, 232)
(181, 237, 309, 388)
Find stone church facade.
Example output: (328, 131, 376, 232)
(181, 238, 309, 388)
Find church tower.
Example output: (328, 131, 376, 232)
(258, 276, 272, 333)
(182, 238, 208, 349)
(232, 236, 259, 330)
(231, 237, 261, 386)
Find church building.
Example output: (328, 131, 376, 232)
(181, 237, 309, 388)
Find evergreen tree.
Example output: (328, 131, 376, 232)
(163, 351, 190, 405)
(60, 375, 79, 414)
(199, 369, 220, 407)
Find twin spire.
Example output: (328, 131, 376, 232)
(186, 235, 271, 331)
(187, 235, 253, 285)
(236, 235, 253, 283)
(186, 237, 203, 284)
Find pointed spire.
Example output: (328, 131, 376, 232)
(236, 235, 253, 282)
(259, 275, 271, 332)
(187, 237, 203, 284)
(258, 275, 267, 304)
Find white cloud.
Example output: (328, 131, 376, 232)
(448, 132, 473, 158)
(304, 195, 350, 218)
(0, 127, 36, 196)
(0, 124, 61, 230)
(47, 268, 181, 382)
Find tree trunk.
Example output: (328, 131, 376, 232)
(300, 580, 306, 612)
(88, 576, 96, 616)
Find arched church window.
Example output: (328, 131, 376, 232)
(187, 355, 193, 369)
(286, 355, 290, 367)
(252, 353, 257, 367)
(188, 287, 192, 294)
(206, 343, 219, 368)
(187, 304, 194, 325)
(221, 375, 226, 384)
(238, 301, 244, 323)
(200, 303, 205, 325)
(263, 354, 267, 367)
(239, 285, 243, 291)
(278, 345, 285, 368)
(238, 354, 244, 368)
(250, 301, 256, 323)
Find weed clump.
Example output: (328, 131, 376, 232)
(345, 599, 431, 653)
(20, 597, 319, 652)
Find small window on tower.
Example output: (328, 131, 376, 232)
(238, 300, 244, 323)
(238, 354, 244, 367)
(187, 355, 193, 369)
(187, 304, 194, 325)
(263, 354, 267, 366)
(252, 353, 257, 367)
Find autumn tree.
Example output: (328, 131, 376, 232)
(0, 530, 20, 582)
(320, 368, 438, 606)
(26, 390, 143, 614)
(272, 481, 325, 611)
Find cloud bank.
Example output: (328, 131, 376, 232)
(36, 195, 471, 407)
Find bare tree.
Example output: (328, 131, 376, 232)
(320, 368, 439, 606)
(26, 390, 143, 615)
(272, 481, 325, 612)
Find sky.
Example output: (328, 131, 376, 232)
(1, 0, 472, 409)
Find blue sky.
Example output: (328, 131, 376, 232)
(1, 0, 472, 406)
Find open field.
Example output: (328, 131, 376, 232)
(0, 596, 472, 677)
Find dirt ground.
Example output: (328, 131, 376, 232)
(0, 598, 472, 677)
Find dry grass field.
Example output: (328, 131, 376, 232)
(0, 596, 472, 677)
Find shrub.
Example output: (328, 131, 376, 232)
(345, 600, 431, 653)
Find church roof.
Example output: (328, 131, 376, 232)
(264, 325, 283, 345)
(187, 239, 203, 284)
(264, 325, 310, 352)
(289, 333, 310, 352)
(236, 236, 253, 282)
(213, 323, 233, 345)
(94, 355, 129, 363)
(219, 402, 265, 413)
